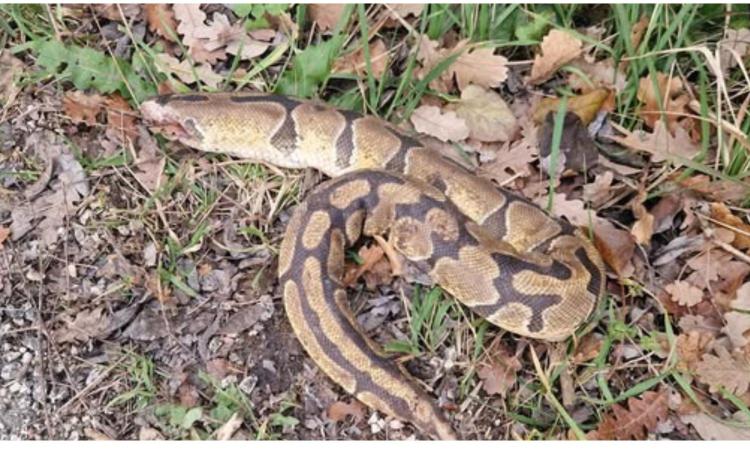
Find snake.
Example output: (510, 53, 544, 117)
(140, 92, 605, 439)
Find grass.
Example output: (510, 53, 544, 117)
(3, 2, 750, 440)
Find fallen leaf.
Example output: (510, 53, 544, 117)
(144, 4, 177, 41)
(710, 203, 750, 250)
(609, 121, 700, 164)
(0, 227, 9, 248)
(477, 340, 521, 397)
(533, 88, 610, 125)
(332, 39, 389, 78)
(695, 346, 750, 395)
(452, 44, 508, 91)
(410, 105, 469, 142)
(10, 133, 90, 245)
(215, 412, 244, 440)
(589, 390, 668, 440)
(54, 307, 110, 343)
(682, 413, 750, 440)
(0, 51, 24, 104)
(328, 399, 366, 423)
(154, 53, 223, 88)
(665, 280, 703, 307)
(415, 38, 507, 93)
(719, 28, 750, 71)
(675, 331, 714, 371)
(63, 91, 106, 126)
(630, 193, 655, 246)
(529, 29, 582, 85)
(593, 219, 635, 278)
(677, 175, 750, 204)
(723, 311, 750, 349)
(343, 243, 392, 288)
(450, 85, 518, 142)
(636, 72, 690, 132)
(139, 427, 165, 440)
(572, 333, 604, 364)
(678, 314, 722, 335)
(83, 428, 112, 440)
(630, 16, 650, 51)
(583, 171, 614, 206)
(173, 4, 226, 64)
(383, 3, 424, 26)
(309, 4, 346, 31)
(687, 249, 733, 285)
(732, 283, 750, 311)
(134, 128, 165, 192)
(104, 94, 138, 141)
(568, 56, 626, 94)
(538, 111, 598, 174)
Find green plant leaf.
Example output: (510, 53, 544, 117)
(276, 35, 344, 98)
(182, 407, 203, 429)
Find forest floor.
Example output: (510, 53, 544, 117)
(1, 3, 750, 440)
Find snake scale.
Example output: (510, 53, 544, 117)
(140, 92, 605, 439)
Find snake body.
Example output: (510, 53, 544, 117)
(141, 92, 605, 439)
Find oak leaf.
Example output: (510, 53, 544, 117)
(328, 399, 366, 423)
(144, 4, 177, 41)
(732, 282, 750, 311)
(54, 307, 110, 343)
(682, 413, 750, 440)
(452, 45, 508, 91)
(665, 280, 703, 307)
(695, 346, 750, 395)
(589, 391, 668, 440)
(63, 91, 106, 125)
(718, 28, 750, 71)
(477, 344, 521, 397)
(723, 311, 750, 349)
(710, 202, 750, 250)
(332, 39, 389, 78)
(309, 4, 346, 32)
(410, 105, 469, 142)
(609, 121, 700, 164)
(154, 53, 223, 88)
(529, 29, 582, 85)
(451, 85, 518, 142)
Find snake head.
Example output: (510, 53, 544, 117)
(140, 95, 206, 150)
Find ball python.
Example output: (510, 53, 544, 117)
(140, 92, 605, 439)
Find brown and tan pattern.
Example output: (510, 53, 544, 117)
(140, 92, 606, 439)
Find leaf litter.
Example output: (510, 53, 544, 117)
(4, 3, 750, 441)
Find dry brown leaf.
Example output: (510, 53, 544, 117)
(665, 280, 703, 307)
(63, 91, 106, 126)
(589, 390, 668, 440)
(529, 29, 582, 85)
(609, 121, 700, 164)
(593, 219, 635, 278)
(723, 311, 750, 349)
(687, 249, 733, 285)
(710, 203, 750, 250)
(135, 127, 166, 192)
(410, 105, 469, 142)
(10, 133, 90, 245)
(678, 314, 722, 335)
(144, 4, 177, 41)
(477, 340, 521, 397)
(572, 333, 604, 364)
(538, 111, 598, 174)
(533, 88, 610, 125)
(479, 136, 536, 185)
(450, 85, 518, 142)
(328, 399, 366, 423)
(173, 4, 224, 64)
(54, 307, 110, 343)
(0, 51, 23, 104)
(309, 4, 346, 31)
(332, 39, 389, 78)
(636, 72, 690, 132)
(630, 15, 649, 51)
(695, 346, 750, 395)
(677, 175, 750, 204)
(719, 28, 750, 71)
(583, 171, 614, 206)
(452, 45, 508, 91)
(675, 331, 714, 371)
(215, 412, 244, 440)
(732, 282, 750, 311)
(154, 53, 223, 88)
(682, 413, 750, 440)
(104, 94, 138, 141)
(568, 56, 626, 94)
(0, 227, 9, 249)
(343, 243, 391, 288)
